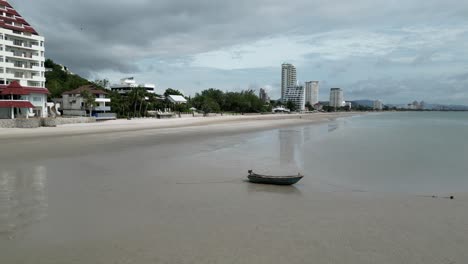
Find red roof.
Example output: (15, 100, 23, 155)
(0, 100, 35, 108)
(0, 81, 49, 95)
(0, 1, 39, 35)
(0, 0, 12, 8)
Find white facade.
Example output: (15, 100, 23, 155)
(329, 88, 344, 108)
(284, 85, 305, 111)
(373, 100, 383, 110)
(0, 1, 48, 118)
(110, 77, 156, 95)
(305, 81, 319, 106)
(281, 63, 296, 101)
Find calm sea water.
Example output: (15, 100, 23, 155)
(1, 112, 467, 262)
(300, 112, 468, 193)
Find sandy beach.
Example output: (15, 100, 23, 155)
(0, 112, 354, 140)
(0, 112, 467, 264)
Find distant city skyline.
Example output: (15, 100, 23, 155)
(10, 0, 468, 105)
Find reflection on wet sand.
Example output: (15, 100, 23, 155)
(0, 166, 48, 238)
(279, 129, 304, 168)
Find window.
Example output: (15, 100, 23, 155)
(33, 97, 42, 102)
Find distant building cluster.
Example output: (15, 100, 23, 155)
(407, 101, 425, 110)
(281, 63, 320, 111)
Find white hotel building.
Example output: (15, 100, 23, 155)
(329, 88, 344, 108)
(305, 81, 319, 106)
(284, 85, 305, 111)
(0, 0, 48, 119)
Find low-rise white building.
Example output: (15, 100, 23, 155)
(62, 85, 116, 120)
(167, 95, 187, 104)
(110, 77, 156, 95)
(283, 85, 305, 111)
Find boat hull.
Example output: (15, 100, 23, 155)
(247, 174, 303, 185)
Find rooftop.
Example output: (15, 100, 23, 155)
(62, 85, 108, 96)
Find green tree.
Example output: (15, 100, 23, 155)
(80, 90, 97, 117)
(128, 87, 148, 117)
(286, 100, 297, 112)
(305, 102, 312, 110)
(202, 97, 221, 115)
(164, 88, 183, 97)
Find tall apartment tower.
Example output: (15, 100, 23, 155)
(281, 63, 296, 101)
(329, 88, 344, 108)
(259, 88, 270, 103)
(305, 81, 319, 106)
(0, 1, 48, 118)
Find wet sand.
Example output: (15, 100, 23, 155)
(1, 113, 467, 263)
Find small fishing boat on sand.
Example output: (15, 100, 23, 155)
(247, 170, 303, 185)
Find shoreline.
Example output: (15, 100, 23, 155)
(0, 112, 361, 140)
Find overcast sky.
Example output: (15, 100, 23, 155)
(11, 0, 468, 104)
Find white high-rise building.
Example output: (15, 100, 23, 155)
(305, 81, 319, 106)
(284, 85, 305, 111)
(329, 88, 344, 108)
(373, 100, 383, 110)
(281, 63, 296, 101)
(0, 0, 49, 119)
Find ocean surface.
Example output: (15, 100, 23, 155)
(299, 112, 468, 193)
(1, 112, 468, 263)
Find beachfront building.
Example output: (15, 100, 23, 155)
(373, 100, 383, 110)
(259, 88, 270, 103)
(110, 77, 156, 95)
(284, 85, 305, 111)
(305, 81, 319, 107)
(61, 85, 116, 120)
(329, 88, 344, 108)
(0, 0, 48, 118)
(167, 95, 187, 104)
(281, 63, 296, 101)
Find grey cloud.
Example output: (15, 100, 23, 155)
(9, 0, 468, 77)
(345, 74, 468, 104)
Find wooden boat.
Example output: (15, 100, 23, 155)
(247, 170, 303, 185)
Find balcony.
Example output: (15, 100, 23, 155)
(32, 75, 45, 82)
(95, 98, 111, 103)
(32, 65, 43, 71)
(3, 62, 15, 68)
(4, 73, 15, 79)
(3, 51, 15, 57)
(93, 106, 111, 111)
(3, 40, 15, 46)
(32, 55, 44, 61)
